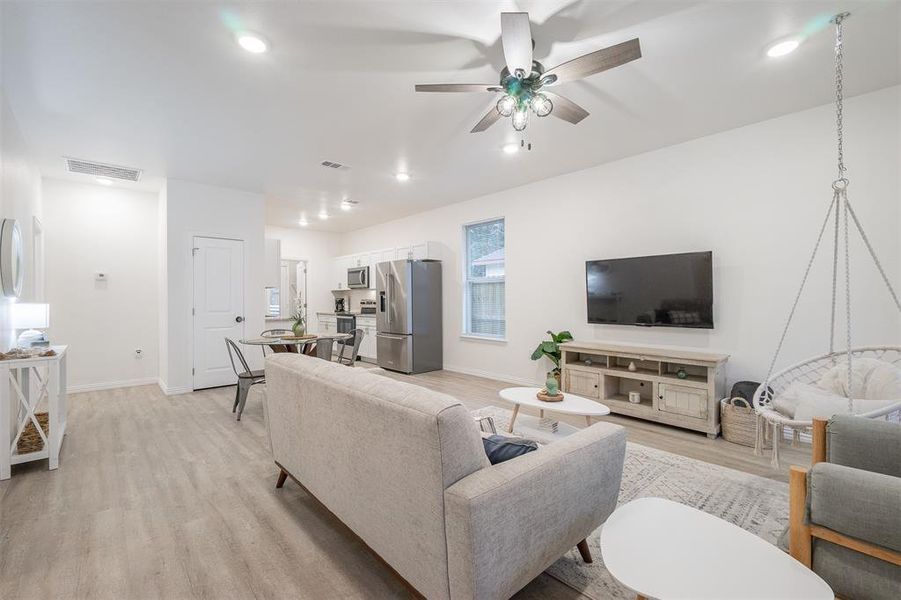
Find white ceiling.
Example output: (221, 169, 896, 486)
(2, 1, 899, 232)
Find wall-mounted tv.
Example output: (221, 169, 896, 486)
(586, 251, 714, 329)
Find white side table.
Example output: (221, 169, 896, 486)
(0, 345, 69, 480)
(600, 497, 833, 600)
(499, 387, 610, 432)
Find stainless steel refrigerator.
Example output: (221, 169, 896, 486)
(376, 259, 442, 374)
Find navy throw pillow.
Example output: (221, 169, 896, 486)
(482, 435, 538, 464)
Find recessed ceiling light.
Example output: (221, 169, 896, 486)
(766, 39, 800, 58)
(395, 172, 410, 182)
(236, 32, 268, 54)
(298, 219, 308, 227)
(502, 143, 519, 155)
(95, 177, 113, 186)
(340, 201, 352, 211)
(318, 211, 329, 220)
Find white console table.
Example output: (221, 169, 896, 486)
(560, 341, 728, 438)
(0, 345, 68, 480)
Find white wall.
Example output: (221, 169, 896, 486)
(160, 178, 265, 394)
(264, 226, 341, 331)
(0, 88, 43, 350)
(341, 86, 901, 387)
(43, 179, 158, 391)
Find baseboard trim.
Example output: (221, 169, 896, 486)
(69, 377, 159, 393)
(442, 364, 537, 387)
(157, 379, 193, 396)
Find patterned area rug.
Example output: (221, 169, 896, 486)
(472, 407, 789, 600)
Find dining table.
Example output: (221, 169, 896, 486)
(240, 332, 353, 361)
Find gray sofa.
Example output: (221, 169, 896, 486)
(784, 415, 901, 600)
(264, 353, 627, 600)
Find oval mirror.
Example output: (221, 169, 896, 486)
(0, 219, 25, 298)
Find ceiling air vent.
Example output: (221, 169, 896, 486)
(64, 157, 143, 182)
(320, 160, 348, 170)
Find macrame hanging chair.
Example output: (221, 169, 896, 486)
(752, 13, 901, 468)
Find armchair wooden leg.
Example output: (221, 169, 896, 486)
(276, 469, 288, 489)
(789, 466, 812, 568)
(576, 539, 593, 563)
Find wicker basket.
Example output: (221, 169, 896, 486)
(17, 412, 49, 454)
(721, 398, 769, 448)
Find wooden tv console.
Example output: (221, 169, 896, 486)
(560, 341, 729, 438)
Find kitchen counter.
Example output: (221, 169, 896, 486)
(316, 311, 375, 318)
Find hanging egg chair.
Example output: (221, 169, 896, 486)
(752, 13, 901, 468)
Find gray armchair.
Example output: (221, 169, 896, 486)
(788, 416, 901, 600)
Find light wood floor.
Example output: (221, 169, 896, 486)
(0, 368, 809, 600)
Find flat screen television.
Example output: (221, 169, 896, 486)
(586, 251, 713, 328)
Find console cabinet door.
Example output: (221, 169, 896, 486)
(565, 369, 600, 399)
(658, 383, 708, 419)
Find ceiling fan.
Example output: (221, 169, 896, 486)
(415, 12, 641, 133)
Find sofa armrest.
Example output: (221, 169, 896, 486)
(809, 462, 901, 553)
(444, 422, 626, 600)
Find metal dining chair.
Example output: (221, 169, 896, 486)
(260, 328, 292, 357)
(335, 328, 364, 366)
(225, 338, 266, 421)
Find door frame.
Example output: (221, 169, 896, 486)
(279, 255, 308, 320)
(32, 216, 44, 301)
(191, 234, 246, 391)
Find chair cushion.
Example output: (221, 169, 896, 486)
(773, 381, 894, 420)
(817, 357, 901, 400)
(481, 435, 538, 464)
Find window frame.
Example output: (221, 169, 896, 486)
(461, 216, 507, 342)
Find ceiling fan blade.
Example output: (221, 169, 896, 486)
(414, 84, 502, 93)
(544, 38, 641, 85)
(500, 12, 533, 74)
(470, 107, 502, 133)
(543, 92, 589, 124)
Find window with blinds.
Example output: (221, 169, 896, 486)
(464, 218, 505, 338)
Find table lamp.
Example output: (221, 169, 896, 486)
(12, 303, 50, 347)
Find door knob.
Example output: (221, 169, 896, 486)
(235, 316, 244, 323)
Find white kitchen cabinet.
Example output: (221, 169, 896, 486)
(397, 242, 437, 261)
(331, 256, 355, 290)
(264, 238, 281, 288)
(318, 314, 337, 334)
(357, 316, 377, 361)
(375, 248, 397, 264)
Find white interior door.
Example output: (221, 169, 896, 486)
(193, 236, 245, 390)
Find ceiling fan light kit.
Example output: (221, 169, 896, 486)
(415, 12, 641, 133)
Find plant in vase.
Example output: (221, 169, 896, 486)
(545, 372, 560, 396)
(530, 330, 573, 388)
(291, 309, 306, 337)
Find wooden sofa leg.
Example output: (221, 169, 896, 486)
(276, 469, 288, 489)
(576, 539, 593, 563)
(789, 466, 812, 568)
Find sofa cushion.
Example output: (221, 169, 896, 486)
(482, 435, 538, 464)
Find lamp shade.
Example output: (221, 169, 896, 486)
(11, 303, 49, 329)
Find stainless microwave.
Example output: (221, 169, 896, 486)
(347, 265, 369, 288)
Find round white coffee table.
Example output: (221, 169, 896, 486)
(498, 387, 610, 432)
(600, 497, 834, 600)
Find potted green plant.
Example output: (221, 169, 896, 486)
(291, 308, 306, 337)
(530, 330, 573, 387)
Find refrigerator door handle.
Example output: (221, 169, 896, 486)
(376, 333, 406, 340)
(386, 272, 393, 326)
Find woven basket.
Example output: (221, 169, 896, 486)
(17, 412, 49, 454)
(721, 398, 769, 448)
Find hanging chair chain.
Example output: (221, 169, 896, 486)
(833, 13, 848, 185)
